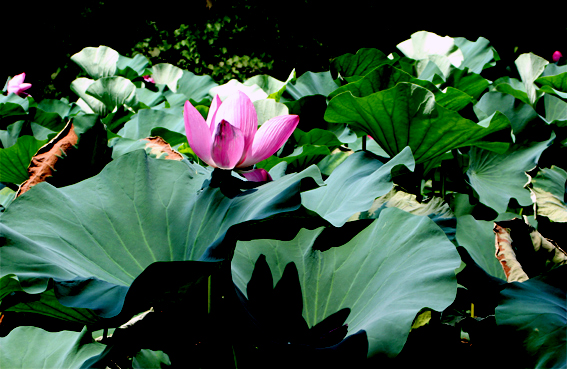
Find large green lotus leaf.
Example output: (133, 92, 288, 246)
(232, 207, 461, 358)
(293, 128, 343, 147)
(536, 71, 567, 94)
(474, 91, 537, 135)
(328, 64, 471, 112)
(209, 79, 268, 102)
(85, 76, 138, 116)
(330, 48, 394, 80)
(0, 151, 321, 314)
(301, 147, 415, 227)
(70, 78, 105, 114)
(117, 108, 184, 140)
(0, 274, 101, 324)
(256, 145, 330, 173)
(466, 134, 554, 213)
(494, 77, 532, 106)
(324, 83, 510, 164)
(0, 186, 15, 211)
(0, 135, 48, 184)
(284, 71, 339, 100)
(244, 74, 287, 100)
(0, 326, 105, 369)
(71, 45, 119, 79)
(0, 93, 30, 118)
(37, 99, 75, 120)
(176, 70, 218, 101)
(453, 36, 496, 74)
(253, 99, 289, 125)
(543, 64, 567, 77)
(254, 69, 296, 101)
(456, 215, 506, 279)
(495, 267, 566, 369)
(541, 94, 567, 126)
(441, 67, 489, 101)
(116, 54, 150, 79)
(328, 64, 438, 100)
(151, 63, 184, 93)
(397, 31, 463, 80)
(133, 349, 171, 369)
(529, 166, 567, 222)
(515, 53, 548, 105)
(136, 86, 167, 108)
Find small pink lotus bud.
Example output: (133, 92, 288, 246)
(143, 75, 155, 83)
(552, 51, 562, 63)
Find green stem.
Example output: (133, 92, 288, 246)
(207, 275, 212, 314)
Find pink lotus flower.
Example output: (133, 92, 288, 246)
(241, 168, 272, 182)
(184, 91, 299, 170)
(552, 51, 562, 63)
(143, 75, 155, 83)
(7, 73, 32, 97)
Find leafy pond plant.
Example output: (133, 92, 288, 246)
(0, 31, 566, 368)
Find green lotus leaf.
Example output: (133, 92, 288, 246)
(453, 36, 496, 74)
(0, 186, 15, 211)
(71, 45, 119, 79)
(0, 274, 101, 324)
(176, 70, 218, 102)
(456, 215, 506, 279)
(151, 63, 184, 93)
(515, 53, 548, 105)
(232, 207, 460, 358)
(136, 86, 167, 108)
(116, 54, 150, 79)
(133, 349, 171, 369)
(541, 94, 567, 126)
(330, 48, 394, 80)
(293, 128, 343, 147)
(349, 186, 453, 222)
(0, 93, 31, 118)
(529, 166, 567, 222)
(397, 31, 463, 80)
(117, 108, 184, 141)
(244, 73, 289, 101)
(284, 71, 339, 99)
(256, 144, 330, 173)
(253, 99, 289, 125)
(0, 135, 48, 184)
(536, 71, 567, 94)
(70, 78, 105, 114)
(301, 147, 415, 227)
(85, 76, 138, 116)
(466, 134, 554, 213)
(328, 64, 438, 100)
(474, 91, 537, 134)
(441, 67, 489, 100)
(495, 267, 566, 369)
(0, 151, 321, 315)
(324, 83, 510, 164)
(494, 77, 532, 106)
(0, 326, 105, 369)
(209, 79, 268, 101)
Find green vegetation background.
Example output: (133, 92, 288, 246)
(4, 0, 565, 101)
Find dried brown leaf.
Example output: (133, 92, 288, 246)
(143, 137, 183, 161)
(16, 121, 78, 198)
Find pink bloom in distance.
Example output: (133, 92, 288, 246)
(143, 75, 155, 83)
(552, 51, 562, 63)
(7, 73, 32, 97)
(184, 91, 299, 170)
